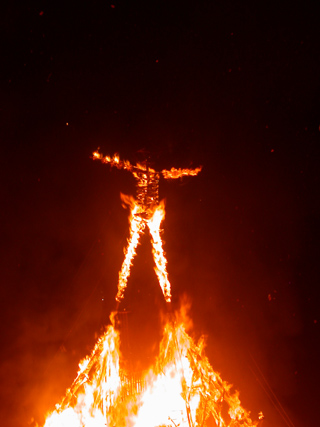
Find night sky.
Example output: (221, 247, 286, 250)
(1, 1, 319, 427)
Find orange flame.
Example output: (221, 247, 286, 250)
(44, 314, 121, 427)
(93, 150, 202, 303)
(43, 308, 260, 427)
(161, 166, 202, 179)
(40, 152, 261, 427)
(116, 194, 147, 302)
(116, 194, 171, 302)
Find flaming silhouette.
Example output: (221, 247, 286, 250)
(41, 151, 262, 427)
(92, 150, 202, 303)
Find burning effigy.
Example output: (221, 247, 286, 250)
(42, 152, 262, 427)
(92, 150, 202, 304)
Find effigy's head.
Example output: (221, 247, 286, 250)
(134, 148, 159, 169)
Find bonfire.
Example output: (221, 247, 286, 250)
(42, 152, 262, 427)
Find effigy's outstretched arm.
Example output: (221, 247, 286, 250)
(116, 214, 146, 302)
(161, 166, 202, 179)
(92, 150, 134, 172)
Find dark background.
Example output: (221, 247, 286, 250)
(1, 1, 319, 426)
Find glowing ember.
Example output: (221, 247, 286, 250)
(41, 151, 261, 427)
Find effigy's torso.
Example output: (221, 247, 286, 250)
(132, 167, 160, 220)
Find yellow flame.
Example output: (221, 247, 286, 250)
(148, 200, 171, 302)
(44, 315, 121, 427)
(161, 166, 202, 179)
(116, 195, 171, 303)
(43, 308, 259, 427)
(40, 152, 260, 426)
(92, 151, 102, 160)
(116, 195, 146, 302)
(92, 151, 202, 303)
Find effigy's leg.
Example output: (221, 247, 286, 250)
(148, 205, 172, 303)
(116, 214, 145, 302)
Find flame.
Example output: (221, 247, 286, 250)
(148, 200, 171, 302)
(44, 316, 121, 427)
(161, 166, 202, 179)
(116, 194, 171, 303)
(43, 308, 259, 427)
(40, 152, 261, 426)
(93, 151, 202, 303)
(116, 194, 147, 302)
(93, 150, 202, 179)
